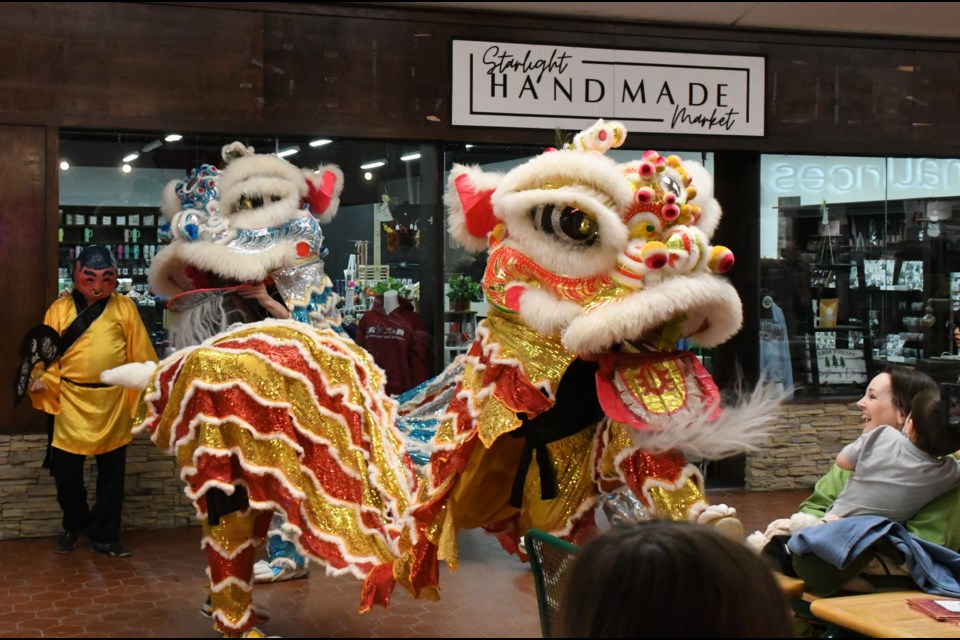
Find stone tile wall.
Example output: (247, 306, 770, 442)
(0, 431, 194, 540)
(745, 400, 862, 490)
(1, 399, 860, 539)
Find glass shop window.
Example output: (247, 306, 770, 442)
(759, 155, 960, 398)
(57, 131, 442, 379)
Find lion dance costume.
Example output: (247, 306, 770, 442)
(105, 121, 782, 636)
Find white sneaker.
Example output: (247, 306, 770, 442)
(252, 560, 309, 584)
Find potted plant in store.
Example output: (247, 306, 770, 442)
(446, 274, 483, 311)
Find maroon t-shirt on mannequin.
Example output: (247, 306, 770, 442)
(356, 296, 431, 395)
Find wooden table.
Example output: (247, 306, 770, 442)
(774, 572, 806, 599)
(810, 591, 960, 637)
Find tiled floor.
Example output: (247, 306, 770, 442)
(0, 488, 810, 638)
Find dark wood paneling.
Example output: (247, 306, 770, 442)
(711, 151, 762, 392)
(0, 3, 264, 131)
(261, 13, 450, 139)
(2, 2, 960, 432)
(2, 3, 960, 153)
(0, 125, 51, 433)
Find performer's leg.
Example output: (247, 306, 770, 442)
(254, 512, 310, 583)
(50, 446, 90, 538)
(88, 445, 127, 544)
(202, 508, 272, 636)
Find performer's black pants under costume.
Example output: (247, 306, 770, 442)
(50, 445, 126, 543)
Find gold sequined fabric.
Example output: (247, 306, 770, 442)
(137, 320, 419, 609)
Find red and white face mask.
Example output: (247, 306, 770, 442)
(72, 246, 118, 304)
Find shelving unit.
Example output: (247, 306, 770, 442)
(776, 200, 944, 396)
(443, 310, 477, 366)
(58, 205, 168, 353)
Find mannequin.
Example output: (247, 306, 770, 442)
(383, 289, 400, 315)
(357, 291, 431, 394)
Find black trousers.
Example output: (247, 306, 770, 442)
(50, 445, 126, 543)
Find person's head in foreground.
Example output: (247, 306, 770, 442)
(556, 519, 795, 638)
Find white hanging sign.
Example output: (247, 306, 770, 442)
(451, 39, 765, 137)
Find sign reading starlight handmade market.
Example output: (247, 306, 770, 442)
(451, 40, 765, 137)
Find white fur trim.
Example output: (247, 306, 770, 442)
(512, 284, 584, 337)
(695, 503, 738, 524)
(160, 179, 181, 222)
(625, 379, 788, 459)
(148, 238, 297, 298)
(789, 511, 823, 533)
(309, 164, 344, 223)
(445, 164, 503, 251)
(746, 530, 769, 554)
(219, 153, 304, 202)
(100, 361, 158, 389)
(682, 161, 722, 238)
(495, 149, 634, 212)
(561, 273, 742, 354)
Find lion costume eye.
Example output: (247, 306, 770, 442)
(659, 169, 687, 205)
(531, 203, 599, 245)
(237, 194, 264, 211)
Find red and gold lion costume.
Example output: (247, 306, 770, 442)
(108, 121, 781, 636)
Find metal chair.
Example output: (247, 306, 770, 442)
(525, 528, 580, 638)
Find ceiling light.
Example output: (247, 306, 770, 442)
(401, 152, 421, 162)
(164, 134, 183, 142)
(465, 144, 474, 149)
(121, 164, 132, 173)
(276, 146, 299, 158)
(141, 139, 163, 153)
(364, 171, 373, 181)
(122, 152, 140, 163)
(360, 160, 386, 170)
(59, 161, 70, 171)
(309, 139, 333, 147)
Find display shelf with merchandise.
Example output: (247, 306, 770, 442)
(58, 205, 168, 353)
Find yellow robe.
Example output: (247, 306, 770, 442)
(30, 294, 158, 455)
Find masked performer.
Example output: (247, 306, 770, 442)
(29, 245, 158, 557)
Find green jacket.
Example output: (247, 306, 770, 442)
(799, 463, 960, 550)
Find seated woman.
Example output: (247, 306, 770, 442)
(753, 365, 960, 594)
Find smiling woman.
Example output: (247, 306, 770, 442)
(748, 365, 960, 593)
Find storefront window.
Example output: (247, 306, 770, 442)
(760, 155, 960, 397)
(58, 131, 442, 375)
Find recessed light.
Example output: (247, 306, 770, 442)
(122, 152, 140, 163)
(141, 140, 163, 153)
(401, 153, 421, 162)
(364, 171, 373, 181)
(164, 134, 183, 142)
(276, 146, 299, 158)
(360, 160, 386, 170)
(121, 164, 132, 173)
(309, 139, 333, 147)
(59, 161, 70, 171)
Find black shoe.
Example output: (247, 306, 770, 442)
(55, 530, 81, 554)
(90, 540, 132, 557)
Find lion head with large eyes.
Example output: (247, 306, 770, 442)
(445, 119, 741, 357)
(148, 142, 345, 348)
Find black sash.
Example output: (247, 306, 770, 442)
(61, 290, 110, 356)
(508, 358, 605, 509)
(41, 292, 110, 469)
